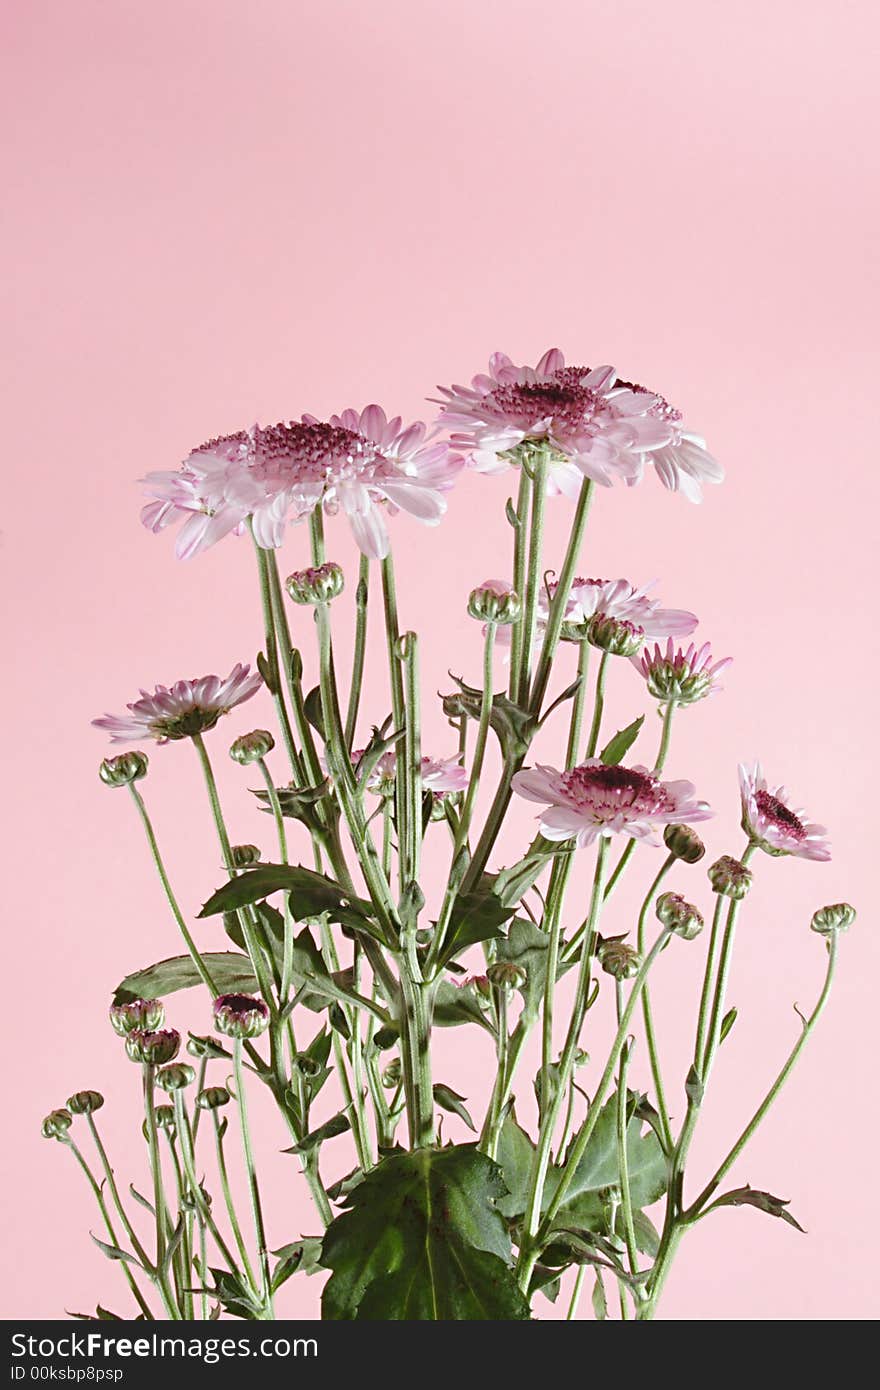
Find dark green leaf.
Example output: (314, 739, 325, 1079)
(495, 917, 577, 1019)
(199, 864, 374, 923)
(556, 1092, 667, 1231)
(707, 1185, 805, 1232)
(321, 1145, 530, 1320)
(284, 1113, 351, 1155)
(303, 685, 326, 739)
(632, 1209, 661, 1257)
(433, 981, 495, 1034)
(443, 675, 537, 757)
(719, 1007, 738, 1044)
(270, 1237, 324, 1291)
(600, 715, 645, 766)
(252, 780, 329, 830)
(433, 1084, 476, 1132)
(592, 1273, 608, 1320)
(208, 1267, 265, 1320)
(496, 1111, 537, 1220)
(439, 886, 513, 965)
(112, 952, 257, 1006)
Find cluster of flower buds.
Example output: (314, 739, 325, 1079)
(109, 998, 165, 1036)
(588, 613, 644, 658)
(664, 823, 706, 864)
(125, 1029, 181, 1066)
(229, 730, 275, 765)
(213, 993, 270, 1040)
(285, 562, 344, 606)
(810, 902, 856, 937)
(708, 855, 753, 900)
(467, 580, 521, 626)
(598, 936, 641, 980)
(99, 751, 149, 788)
(656, 892, 704, 940)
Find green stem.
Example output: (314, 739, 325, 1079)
(565, 642, 590, 768)
(655, 701, 676, 772)
(567, 1265, 588, 1320)
(380, 555, 407, 894)
(614, 981, 639, 1277)
(636, 853, 676, 1150)
(345, 555, 370, 749)
(212, 1112, 259, 1289)
(233, 1040, 274, 1316)
(67, 1139, 155, 1318)
(529, 478, 594, 714)
(251, 535, 305, 784)
(86, 1114, 152, 1269)
(256, 756, 295, 1000)
(518, 447, 549, 702)
(508, 468, 532, 700)
(453, 622, 496, 856)
(584, 650, 609, 758)
(694, 896, 725, 1069)
(400, 631, 422, 890)
(142, 1066, 181, 1318)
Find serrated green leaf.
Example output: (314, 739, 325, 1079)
(433, 1083, 476, 1132)
(270, 1237, 324, 1291)
(600, 715, 645, 765)
(495, 917, 576, 1019)
(112, 952, 257, 1006)
(433, 981, 495, 1034)
(439, 885, 513, 965)
(706, 1185, 805, 1232)
(320, 1145, 530, 1320)
(443, 675, 537, 757)
(557, 1092, 667, 1230)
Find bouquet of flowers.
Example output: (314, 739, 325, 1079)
(43, 349, 852, 1321)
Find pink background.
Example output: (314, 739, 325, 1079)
(3, 1, 878, 1321)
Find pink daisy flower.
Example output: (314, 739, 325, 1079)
(563, 578, 697, 641)
(616, 382, 724, 502)
(361, 750, 468, 800)
(636, 639, 732, 704)
(93, 664, 262, 744)
(433, 349, 672, 489)
(142, 408, 463, 561)
(738, 762, 830, 861)
(512, 759, 711, 848)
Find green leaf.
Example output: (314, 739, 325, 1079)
(113, 952, 257, 1006)
(89, 1235, 142, 1268)
(707, 1185, 805, 1232)
(433, 1084, 476, 1132)
(270, 1237, 324, 1291)
(592, 1273, 608, 1320)
(207, 1268, 266, 1320)
(283, 1113, 351, 1155)
(557, 1092, 667, 1230)
(443, 675, 536, 757)
(303, 685, 326, 739)
(496, 1111, 537, 1220)
(252, 780, 330, 830)
(434, 981, 495, 1034)
(719, 1007, 738, 1044)
(632, 1209, 661, 1257)
(199, 864, 374, 924)
(600, 715, 645, 765)
(320, 1145, 530, 1320)
(495, 917, 575, 1020)
(439, 885, 513, 965)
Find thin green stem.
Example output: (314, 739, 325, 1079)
(614, 981, 639, 1277)
(256, 756, 295, 1000)
(567, 1265, 588, 1320)
(66, 1139, 155, 1318)
(529, 478, 594, 714)
(508, 468, 532, 700)
(636, 853, 676, 1150)
(655, 701, 676, 772)
(233, 1040, 274, 1316)
(584, 650, 609, 758)
(212, 1112, 259, 1289)
(565, 641, 590, 768)
(453, 622, 496, 856)
(251, 535, 305, 784)
(142, 1066, 181, 1318)
(518, 448, 549, 702)
(345, 555, 370, 749)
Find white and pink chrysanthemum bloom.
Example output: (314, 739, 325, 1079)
(738, 762, 831, 861)
(357, 750, 468, 802)
(434, 349, 671, 491)
(636, 639, 733, 705)
(512, 759, 712, 848)
(497, 575, 698, 653)
(142, 408, 463, 562)
(616, 381, 724, 503)
(93, 664, 262, 744)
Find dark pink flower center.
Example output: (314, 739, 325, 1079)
(486, 368, 605, 434)
(560, 764, 675, 820)
(755, 789, 806, 840)
(196, 422, 398, 493)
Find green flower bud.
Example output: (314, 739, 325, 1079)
(186, 1034, 229, 1060)
(110, 999, 165, 1036)
(196, 1086, 231, 1111)
(381, 1058, 402, 1088)
(213, 993, 269, 1040)
(656, 892, 704, 940)
(810, 902, 856, 937)
(486, 961, 527, 991)
(156, 1063, 196, 1092)
(285, 562, 345, 605)
(229, 730, 275, 766)
(230, 843, 262, 867)
(151, 1106, 177, 1133)
(125, 1029, 181, 1065)
(598, 937, 640, 980)
(587, 613, 644, 658)
(708, 855, 753, 900)
(293, 1053, 322, 1078)
(467, 581, 521, 626)
(67, 1090, 105, 1116)
(41, 1108, 73, 1140)
(99, 751, 149, 788)
(560, 619, 591, 644)
(663, 823, 706, 864)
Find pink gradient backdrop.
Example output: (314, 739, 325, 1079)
(3, 0, 877, 1320)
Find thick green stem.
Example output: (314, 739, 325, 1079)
(252, 536, 305, 784)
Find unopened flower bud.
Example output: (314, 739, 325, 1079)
(293, 1053, 321, 1078)
(810, 902, 856, 937)
(381, 1058, 402, 1088)
(467, 974, 491, 1000)
(99, 751, 149, 788)
(467, 580, 521, 626)
(186, 1034, 229, 1060)
(588, 614, 644, 658)
(152, 1105, 176, 1132)
(230, 843, 262, 867)
(598, 938, 640, 980)
(656, 892, 704, 940)
(196, 1086, 231, 1111)
(663, 823, 706, 864)
(41, 1108, 73, 1140)
(560, 619, 591, 644)
(110, 999, 165, 1036)
(213, 993, 269, 1040)
(708, 855, 753, 900)
(156, 1063, 196, 1092)
(229, 730, 275, 765)
(486, 961, 527, 991)
(125, 1029, 181, 1065)
(285, 562, 344, 605)
(67, 1090, 104, 1116)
